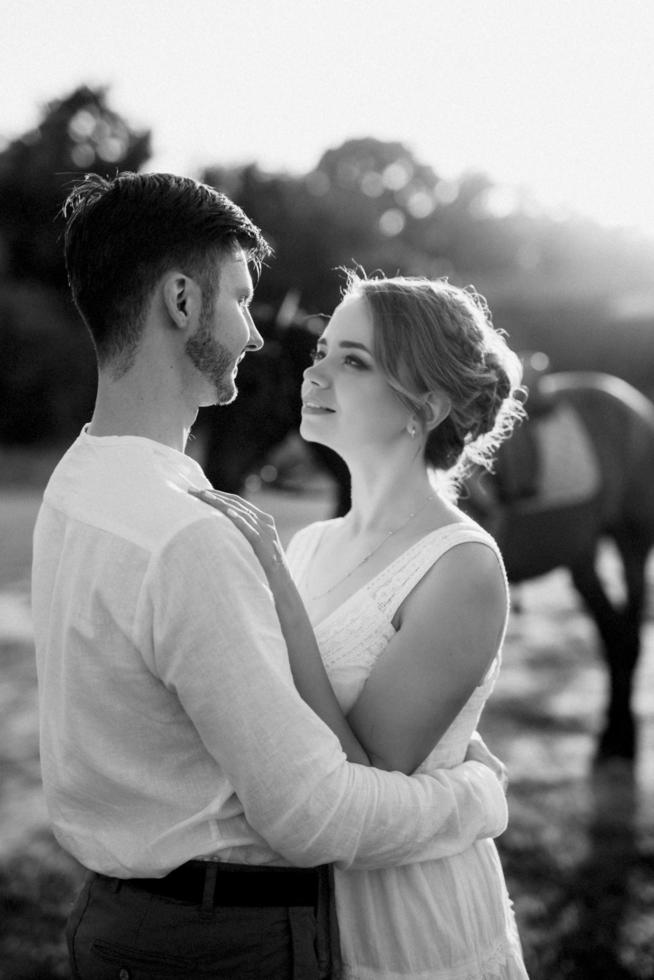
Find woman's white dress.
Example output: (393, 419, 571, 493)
(287, 520, 528, 980)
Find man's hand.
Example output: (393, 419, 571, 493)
(465, 731, 508, 793)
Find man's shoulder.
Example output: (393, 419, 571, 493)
(41, 436, 235, 555)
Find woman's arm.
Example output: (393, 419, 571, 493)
(189, 489, 370, 766)
(347, 542, 508, 774)
(189, 491, 506, 778)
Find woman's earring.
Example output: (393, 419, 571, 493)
(407, 420, 417, 439)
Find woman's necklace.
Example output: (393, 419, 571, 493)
(307, 493, 435, 601)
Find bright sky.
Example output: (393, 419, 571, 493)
(5, 0, 654, 236)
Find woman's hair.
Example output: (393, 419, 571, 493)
(63, 171, 271, 371)
(342, 270, 526, 486)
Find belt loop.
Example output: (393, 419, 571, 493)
(201, 862, 218, 913)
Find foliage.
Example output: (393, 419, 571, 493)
(0, 85, 151, 287)
(0, 831, 84, 980)
(1, 88, 653, 447)
(0, 282, 95, 444)
(490, 293, 654, 393)
(203, 136, 654, 314)
(0, 86, 149, 443)
(203, 138, 654, 399)
(204, 138, 483, 314)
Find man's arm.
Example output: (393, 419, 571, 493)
(143, 514, 506, 869)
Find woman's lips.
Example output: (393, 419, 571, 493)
(302, 401, 335, 414)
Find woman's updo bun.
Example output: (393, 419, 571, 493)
(342, 270, 525, 485)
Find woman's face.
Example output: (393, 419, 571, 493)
(300, 293, 410, 455)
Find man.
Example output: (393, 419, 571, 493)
(32, 172, 507, 979)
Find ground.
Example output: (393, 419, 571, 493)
(1, 453, 653, 979)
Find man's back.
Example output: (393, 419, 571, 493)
(33, 428, 301, 874)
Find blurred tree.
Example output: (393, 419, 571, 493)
(205, 139, 560, 314)
(0, 85, 151, 286)
(203, 161, 335, 315)
(0, 86, 150, 444)
(307, 138, 441, 302)
(205, 139, 447, 315)
(0, 283, 96, 443)
(1, 95, 651, 454)
(203, 137, 654, 399)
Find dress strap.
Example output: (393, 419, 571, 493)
(370, 523, 508, 624)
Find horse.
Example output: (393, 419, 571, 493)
(462, 371, 654, 765)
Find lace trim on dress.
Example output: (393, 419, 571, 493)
(315, 594, 393, 672)
(369, 523, 506, 622)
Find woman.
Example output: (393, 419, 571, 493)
(193, 272, 528, 979)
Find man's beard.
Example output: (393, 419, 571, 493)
(184, 309, 239, 406)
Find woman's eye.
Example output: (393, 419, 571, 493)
(309, 347, 366, 369)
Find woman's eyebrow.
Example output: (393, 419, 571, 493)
(317, 337, 372, 354)
(338, 341, 372, 353)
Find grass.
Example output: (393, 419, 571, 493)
(2, 453, 653, 978)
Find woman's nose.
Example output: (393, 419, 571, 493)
(303, 363, 328, 386)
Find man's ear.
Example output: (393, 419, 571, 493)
(423, 391, 451, 431)
(162, 273, 196, 329)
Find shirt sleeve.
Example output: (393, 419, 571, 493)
(139, 514, 507, 869)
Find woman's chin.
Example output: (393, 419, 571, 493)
(299, 419, 331, 447)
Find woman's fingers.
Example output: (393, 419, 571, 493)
(190, 488, 273, 525)
(189, 488, 284, 572)
(189, 489, 257, 531)
(228, 513, 267, 549)
(190, 488, 251, 516)
(189, 489, 278, 548)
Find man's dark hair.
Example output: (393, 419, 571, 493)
(63, 171, 271, 368)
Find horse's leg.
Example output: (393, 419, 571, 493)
(602, 528, 649, 758)
(615, 527, 648, 630)
(569, 549, 637, 763)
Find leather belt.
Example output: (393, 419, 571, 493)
(98, 860, 321, 908)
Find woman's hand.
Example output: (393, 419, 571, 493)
(189, 488, 285, 579)
(465, 731, 508, 793)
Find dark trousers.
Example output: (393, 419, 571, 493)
(66, 866, 340, 979)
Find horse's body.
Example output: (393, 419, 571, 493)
(465, 372, 654, 762)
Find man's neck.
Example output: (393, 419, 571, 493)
(87, 413, 191, 453)
(89, 372, 195, 453)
